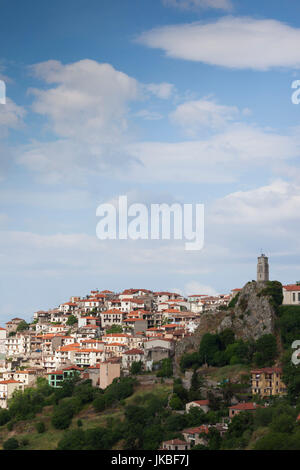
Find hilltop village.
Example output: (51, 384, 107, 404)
(0, 288, 230, 399)
(1, 254, 300, 450)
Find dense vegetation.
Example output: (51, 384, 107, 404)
(221, 398, 300, 450)
(180, 330, 277, 372)
(259, 281, 283, 313)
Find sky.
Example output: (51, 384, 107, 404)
(1, 0, 300, 324)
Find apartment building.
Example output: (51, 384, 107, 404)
(251, 367, 287, 397)
(0, 380, 24, 409)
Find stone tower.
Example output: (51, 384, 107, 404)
(257, 253, 269, 282)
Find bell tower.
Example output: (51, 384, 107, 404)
(257, 253, 269, 282)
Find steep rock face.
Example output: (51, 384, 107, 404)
(219, 280, 276, 341)
(174, 281, 277, 374)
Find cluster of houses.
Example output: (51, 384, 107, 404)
(0, 288, 230, 409)
(161, 365, 288, 450)
(0, 281, 293, 414)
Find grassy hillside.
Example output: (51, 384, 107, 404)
(0, 382, 172, 450)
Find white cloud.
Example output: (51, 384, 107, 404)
(134, 109, 163, 121)
(29, 59, 140, 141)
(170, 98, 239, 134)
(0, 98, 26, 137)
(145, 82, 175, 99)
(19, 61, 180, 183)
(162, 0, 233, 11)
(211, 180, 300, 226)
(0, 188, 93, 210)
(137, 16, 300, 70)
(16, 60, 144, 183)
(125, 125, 300, 183)
(184, 280, 218, 296)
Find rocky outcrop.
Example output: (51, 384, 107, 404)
(174, 281, 278, 374)
(219, 280, 276, 341)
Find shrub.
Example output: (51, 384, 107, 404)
(156, 358, 173, 377)
(169, 394, 183, 410)
(130, 361, 143, 375)
(66, 315, 78, 326)
(51, 402, 74, 430)
(0, 409, 10, 426)
(7, 421, 13, 431)
(3, 437, 19, 450)
(57, 429, 86, 450)
(228, 293, 240, 309)
(35, 421, 46, 433)
(261, 281, 283, 312)
(93, 395, 106, 412)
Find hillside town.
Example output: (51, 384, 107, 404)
(1, 254, 300, 450)
(0, 287, 231, 406)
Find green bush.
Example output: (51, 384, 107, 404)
(93, 395, 106, 412)
(130, 361, 143, 375)
(156, 358, 173, 377)
(260, 281, 283, 311)
(3, 437, 19, 450)
(35, 421, 46, 433)
(169, 394, 183, 410)
(51, 402, 74, 430)
(228, 293, 240, 309)
(0, 409, 10, 426)
(7, 421, 13, 431)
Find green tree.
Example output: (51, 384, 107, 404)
(169, 394, 183, 410)
(199, 334, 220, 365)
(130, 361, 143, 375)
(93, 395, 106, 412)
(180, 352, 200, 372)
(66, 315, 78, 326)
(271, 414, 295, 434)
(254, 334, 277, 367)
(57, 429, 86, 450)
(0, 409, 10, 426)
(51, 402, 74, 430)
(3, 438, 19, 450)
(106, 324, 123, 334)
(16, 321, 29, 332)
(219, 329, 235, 349)
(254, 432, 299, 450)
(156, 358, 173, 378)
(35, 421, 46, 433)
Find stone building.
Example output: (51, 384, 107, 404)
(257, 254, 269, 282)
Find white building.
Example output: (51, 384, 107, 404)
(282, 284, 300, 305)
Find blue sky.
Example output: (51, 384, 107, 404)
(1, 0, 300, 324)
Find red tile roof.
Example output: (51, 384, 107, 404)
(251, 367, 282, 374)
(0, 380, 21, 384)
(163, 439, 188, 446)
(183, 425, 209, 435)
(190, 400, 209, 406)
(229, 402, 258, 411)
(283, 284, 300, 291)
(124, 349, 144, 355)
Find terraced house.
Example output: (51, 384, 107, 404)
(251, 367, 287, 397)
